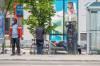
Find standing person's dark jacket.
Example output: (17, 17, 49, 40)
(36, 27, 44, 41)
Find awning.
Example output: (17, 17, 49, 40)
(87, 2, 100, 10)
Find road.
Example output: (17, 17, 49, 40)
(0, 60, 100, 66)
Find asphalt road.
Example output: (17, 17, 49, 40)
(0, 60, 100, 66)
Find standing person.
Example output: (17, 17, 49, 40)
(35, 27, 44, 54)
(9, 18, 20, 55)
(78, 45, 81, 54)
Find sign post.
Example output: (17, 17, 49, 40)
(16, 4, 23, 41)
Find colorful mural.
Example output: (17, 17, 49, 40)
(50, 0, 78, 42)
(0, 14, 4, 38)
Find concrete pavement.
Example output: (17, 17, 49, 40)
(0, 54, 100, 61)
(0, 54, 100, 66)
(0, 59, 100, 66)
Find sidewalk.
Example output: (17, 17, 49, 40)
(0, 44, 100, 61)
(0, 54, 100, 61)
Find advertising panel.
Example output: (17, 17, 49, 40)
(50, 0, 78, 42)
(0, 14, 4, 38)
(64, 0, 78, 34)
(50, 0, 63, 43)
(0, 14, 4, 44)
(51, 0, 63, 35)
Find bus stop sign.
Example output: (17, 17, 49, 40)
(16, 4, 23, 17)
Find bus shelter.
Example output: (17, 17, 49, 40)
(87, 2, 100, 54)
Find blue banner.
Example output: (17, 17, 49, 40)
(0, 14, 4, 38)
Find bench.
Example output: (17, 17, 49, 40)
(49, 41, 67, 54)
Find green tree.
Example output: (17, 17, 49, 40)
(27, 0, 56, 34)
(5, 0, 56, 35)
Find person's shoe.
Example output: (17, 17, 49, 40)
(17, 53, 21, 56)
(11, 54, 15, 56)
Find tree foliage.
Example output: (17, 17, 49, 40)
(27, 0, 56, 34)
(5, 0, 56, 34)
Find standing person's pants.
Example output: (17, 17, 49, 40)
(11, 38, 20, 54)
(78, 48, 81, 54)
(36, 40, 44, 54)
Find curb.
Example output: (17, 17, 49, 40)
(0, 59, 100, 62)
